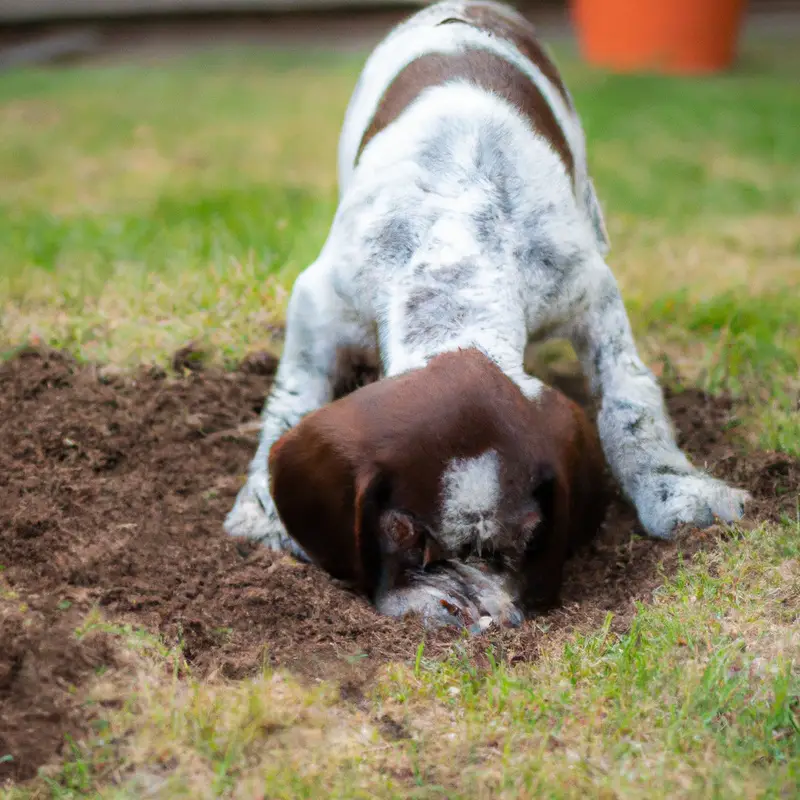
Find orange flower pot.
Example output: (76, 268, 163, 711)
(571, 0, 747, 75)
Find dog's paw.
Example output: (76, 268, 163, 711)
(636, 469, 750, 540)
(224, 474, 283, 543)
(224, 475, 309, 561)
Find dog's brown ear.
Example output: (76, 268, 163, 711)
(351, 469, 392, 598)
(269, 420, 399, 596)
(269, 424, 369, 588)
(518, 463, 572, 611)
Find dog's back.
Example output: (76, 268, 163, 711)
(337, 0, 609, 254)
(319, 1, 611, 379)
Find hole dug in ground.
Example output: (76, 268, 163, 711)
(1, 347, 797, 781)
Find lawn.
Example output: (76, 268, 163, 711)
(1, 35, 799, 798)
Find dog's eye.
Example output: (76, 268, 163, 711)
(380, 510, 422, 551)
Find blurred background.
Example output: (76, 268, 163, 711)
(1, 1, 798, 70)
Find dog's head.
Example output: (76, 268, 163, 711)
(268, 348, 608, 609)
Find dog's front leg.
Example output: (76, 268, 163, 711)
(567, 258, 749, 539)
(225, 262, 363, 554)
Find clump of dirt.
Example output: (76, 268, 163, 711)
(0, 599, 117, 783)
(0, 346, 797, 781)
(170, 340, 208, 373)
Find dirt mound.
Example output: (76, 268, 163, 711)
(1, 347, 797, 780)
(0, 599, 117, 783)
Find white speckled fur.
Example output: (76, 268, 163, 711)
(440, 450, 501, 552)
(225, 1, 748, 560)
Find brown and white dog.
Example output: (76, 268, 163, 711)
(268, 348, 608, 629)
(225, 2, 748, 573)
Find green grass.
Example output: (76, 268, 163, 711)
(375, 521, 800, 798)
(1, 38, 799, 799)
(1, 44, 798, 378)
(0, 51, 360, 365)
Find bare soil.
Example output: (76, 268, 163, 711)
(1, 346, 797, 782)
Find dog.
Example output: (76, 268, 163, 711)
(268, 347, 608, 628)
(225, 0, 748, 560)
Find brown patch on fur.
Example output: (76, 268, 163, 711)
(356, 47, 574, 178)
(269, 348, 607, 609)
(453, 2, 573, 108)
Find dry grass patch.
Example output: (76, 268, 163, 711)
(611, 214, 800, 305)
(2, 258, 290, 366)
(5, 616, 421, 799)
